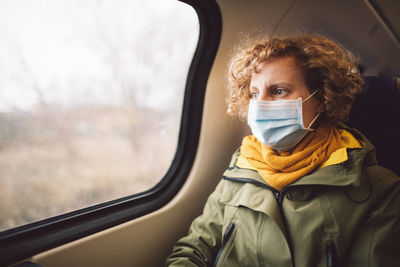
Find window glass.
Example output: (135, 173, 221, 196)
(0, 0, 199, 231)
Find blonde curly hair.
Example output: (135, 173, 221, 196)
(227, 34, 364, 127)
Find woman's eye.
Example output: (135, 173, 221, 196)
(272, 88, 287, 96)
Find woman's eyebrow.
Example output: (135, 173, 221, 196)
(268, 82, 293, 88)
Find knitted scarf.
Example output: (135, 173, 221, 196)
(240, 126, 342, 191)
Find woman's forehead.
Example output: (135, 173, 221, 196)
(251, 57, 304, 83)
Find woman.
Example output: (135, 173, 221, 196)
(166, 34, 400, 266)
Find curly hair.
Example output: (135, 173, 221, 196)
(226, 34, 364, 127)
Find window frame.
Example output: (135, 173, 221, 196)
(0, 0, 222, 265)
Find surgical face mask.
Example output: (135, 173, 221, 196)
(247, 90, 319, 151)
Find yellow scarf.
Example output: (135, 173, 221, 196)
(240, 126, 342, 191)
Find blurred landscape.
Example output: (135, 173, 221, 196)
(0, 0, 198, 231)
(0, 104, 178, 229)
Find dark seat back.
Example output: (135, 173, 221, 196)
(348, 75, 400, 176)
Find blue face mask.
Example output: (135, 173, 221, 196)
(247, 90, 319, 151)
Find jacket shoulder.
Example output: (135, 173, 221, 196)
(227, 148, 241, 168)
(365, 164, 400, 188)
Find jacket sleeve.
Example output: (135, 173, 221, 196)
(165, 180, 226, 267)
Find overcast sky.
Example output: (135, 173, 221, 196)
(0, 0, 199, 112)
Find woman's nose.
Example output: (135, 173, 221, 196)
(258, 90, 273, 101)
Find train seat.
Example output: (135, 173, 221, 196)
(348, 75, 400, 176)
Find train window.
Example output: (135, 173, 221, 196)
(0, 0, 199, 231)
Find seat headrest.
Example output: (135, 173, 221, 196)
(348, 75, 400, 176)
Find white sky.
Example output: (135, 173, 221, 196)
(0, 0, 199, 112)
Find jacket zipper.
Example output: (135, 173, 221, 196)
(326, 239, 339, 267)
(213, 222, 235, 267)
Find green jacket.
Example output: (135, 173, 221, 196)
(166, 128, 400, 267)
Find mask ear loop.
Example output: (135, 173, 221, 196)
(302, 90, 318, 103)
(307, 113, 320, 129)
(302, 90, 320, 129)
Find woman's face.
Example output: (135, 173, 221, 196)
(249, 56, 322, 128)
